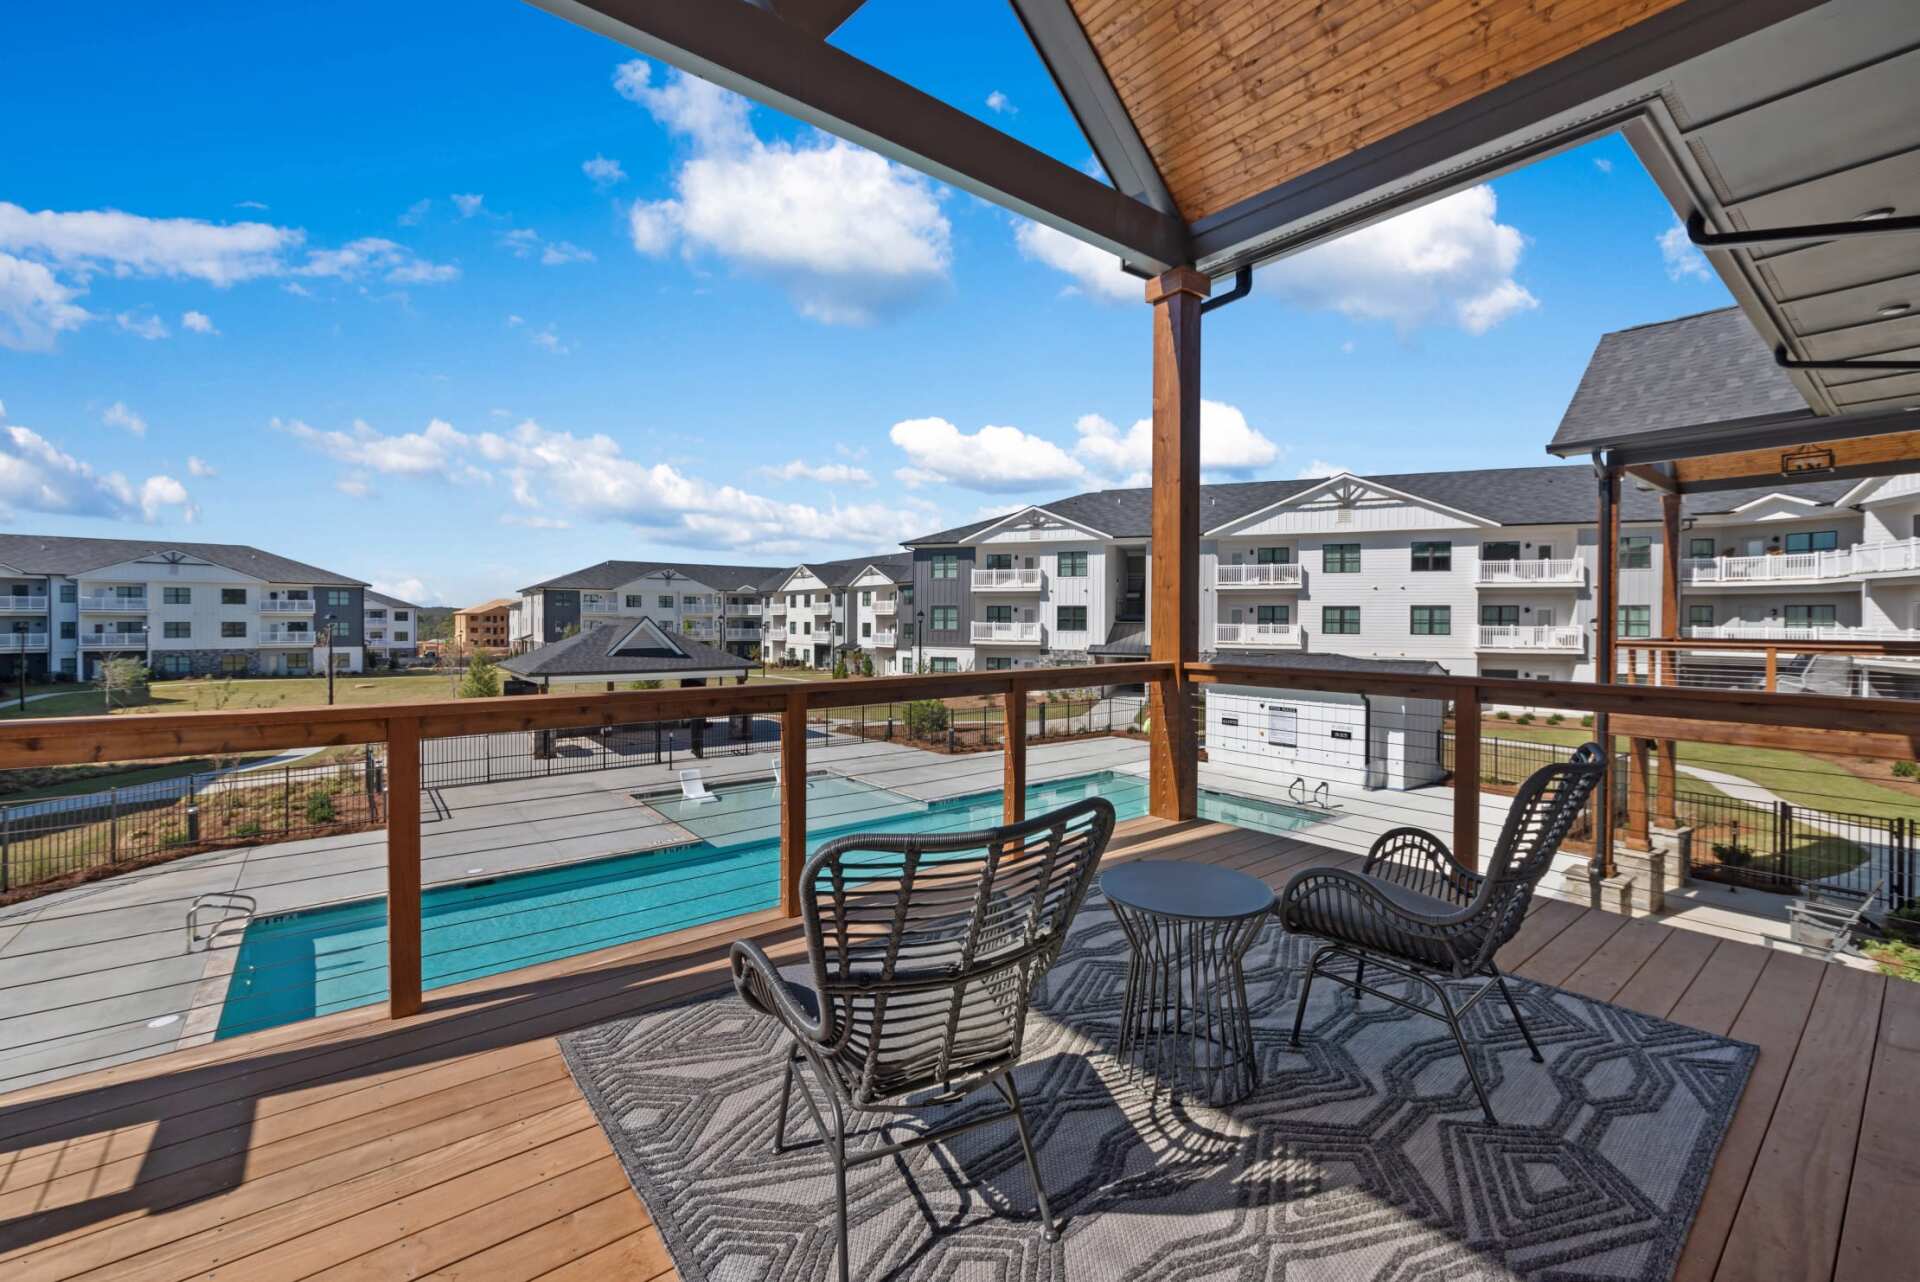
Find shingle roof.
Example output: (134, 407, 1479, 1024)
(522, 559, 789, 593)
(0, 534, 366, 586)
(1548, 307, 1811, 455)
(786, 553, 912, 589)
(499, 619, 751, 679)
(365, 590, 423, 611)
(456, 598, 516, 615)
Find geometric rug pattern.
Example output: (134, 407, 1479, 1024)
(559, 893, 1755, 1281)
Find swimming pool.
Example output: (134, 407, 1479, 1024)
(214, 771, 1322, 1038)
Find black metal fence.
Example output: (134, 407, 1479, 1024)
(1679, 789, 1911, 906)
(0, 748, 383, 894)
(827, 695, 1146, 752)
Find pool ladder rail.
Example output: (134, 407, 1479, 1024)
(186, 892, 258, 953)
(1286, 777, 1338, 811)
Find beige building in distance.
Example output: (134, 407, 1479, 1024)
(453, 598, 514, 654)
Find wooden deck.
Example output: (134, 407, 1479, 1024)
(0, 816, 1912, 1281)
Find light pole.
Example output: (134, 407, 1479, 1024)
(915, 608, 925, 674)
(323, 613, 337, 706)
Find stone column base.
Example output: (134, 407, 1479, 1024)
(1587, 873, 1642, 917)
(1650, 825, 1694, 890)
(1608, 847, 1667, 916)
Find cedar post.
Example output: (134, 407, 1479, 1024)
(1657, 490, 1683, 826)
(1656, 737, 1680, 829)
(1765, 647, 1778, 692)
(386, 716, 423, 1019)
(1146, 267, 1208, 821)
(1626, 736, 1652, 850)
(779, 689, 807, 915)
(1003, 684, 1027, 825)
(1452, 687, 1481, 870)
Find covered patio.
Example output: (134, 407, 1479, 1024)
(3, 0, 1918, 1278)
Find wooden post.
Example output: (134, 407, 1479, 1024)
(779, 689, 807, 916)
(1593, 463, 1619, 880)
(1656, 737, 1680, 829)
(1765, 647, 1778, 692)
(1660, 491, 1683, 687)
(1452, 687, 1481, 871)
(1626, 737, 1652, 850)
(1003, 684, 1026, 825)
(385, 716, 423, 1019)
(1146, 266, 1208, 821)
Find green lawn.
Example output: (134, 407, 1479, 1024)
(0, 673, 469, 720)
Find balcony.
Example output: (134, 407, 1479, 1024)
(724, 625, 760, 642)
(259, 598, 315, 614)
(1683, 550, 1851, 585)
(768, 600, 787, 616)
(1687, 621, 1920, 643)
(681, 623, 719, 640)
(971, 620, 1042, 645)
(79, 630, 149, 649)
(812, 601, 833, 616)
(873, 594, 898, 614)
(681, 598, 720, 616)
(869, 629, 898, 648)
(0, 632, 49, 651)
(1476, 558, 1584, 587)
(259, 626, 316, 646)
(1215, 563, 1303, 590)
(1214, 622, 1303, 648)
(972, 567, 1042, 591)
(1846, 536, 1920, 578)
(1476, 624, 1585, 652)
(0, 595, 48, 613)
(725, 604, 763, 619)
(77, 593, 147, 612)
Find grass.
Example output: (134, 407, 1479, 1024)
(1864, 939, 1920, 984)
(0, 673, 468, 721)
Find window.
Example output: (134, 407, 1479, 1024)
(1256, 605, 1290, 625)
(984, 604, 1013, 623)
(984, 554, 1013, 570)
(367, 609, 385, 621)
(221, 654, 248, 674)
(1410, 606, 1451, 635)
(1689, 537, 1715, 559)
(163, 586, 191, 605)
(1688, 604, 1715, 630)
(929, 657, 958, 673)
(323, 589, 351, 607)
(1619, 536, 1651, 569)
(1057, 606, 1088, 631)
(285, 589, 311, 601)
(115, 585, 142, 601)
(1784, 530, 1839, 554)
(1322, 606, 1360, 634)
(394, 611, 408, 622)
(1616, 605, 1651, 638)
(1784, 604, 1838, 625)
(788, 622, 797, 635)
(625, 594, 643, 608)
(930, 553, 959, 580)
(931, 606, 958, 631)
(1482, 668, 1519, 680)
(1481, 605, 1520, 627)
(59, 583, 76, 604)
(1254, 546, 1291, 564)
(659, 595, 675, 608)
(394, 631, 408, 641)
(860, 590, 871, 606)
(1410, 541, 1452, 572)
(1322, 544, 1361, 573)
(221, 621, 247, 638)
(984, 656, 1013, 671)
(220, 588, 247, 606)
(1482, 541, 1521, 562)
(163, 621, 191, 639)
(1057, 551, 1088, 577)
(59, 622, 75, 640)
(861, 621, 871, 637)
(156, 654, 190, 676)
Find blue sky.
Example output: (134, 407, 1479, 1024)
(0, 1, 1732, 606)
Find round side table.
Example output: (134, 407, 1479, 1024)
(1100, 859, 1273, 1106)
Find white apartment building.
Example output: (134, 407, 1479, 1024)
(363, 591, 422, 664)
(0, 535, 371, 682)
(766, 556, 911, 669)
(511, 560, 789, 658)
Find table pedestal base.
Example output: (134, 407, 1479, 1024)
(1111, 902, 1265, 1106)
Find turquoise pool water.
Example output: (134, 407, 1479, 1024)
(214, 771, 1321, 1038)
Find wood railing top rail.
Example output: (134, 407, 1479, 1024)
(0, 662, 1173, 769)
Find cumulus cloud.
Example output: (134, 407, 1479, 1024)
(1659, 221, 1711, 282)
(180, 309, 217, 334)
(985, 91, 1015, 115)
(530, 325, 568, 354)
(103, 401, 147, 436)
(501, 512, 572, 529)
(615, 61, 950, 324)
(373, 576, 438, 605)
(1013, 220, 1137, 303)
(0, 251, 90, 350)
(1073, 400, 1282, 486)
(275, 417, 491, 483)
(1296, 459, 1349, 479)
(760, 459, 873, 485)
(889, 418, 1089, 492)
(187, 455, 217, 477)
(582, 155, 627, 188)
(0, 419, 195, 523)
(115, 311, 169, 340)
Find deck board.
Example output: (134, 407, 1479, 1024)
(0, 817, 1905, 1282)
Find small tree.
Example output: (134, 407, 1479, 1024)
(832, 656, 848, 679)
(95, 657, 149, 710)
(458, 652, 502, 699)
(903, 699, 950, 740)
(860, 654, 874, 678)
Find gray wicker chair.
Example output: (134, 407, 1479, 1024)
(730, 796, 1115, 1281)
(1278, 742, 1606, 1122)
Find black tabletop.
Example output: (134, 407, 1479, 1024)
(1100, 859, 1275, 921)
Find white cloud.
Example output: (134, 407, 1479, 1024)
(1259, 185, 1537, 333)
(398, 198, 432, 227)
(582, 155, 627, 188)
(115, 311, 169, 340)
(501, 228, 594, 266)
(373, 576, 439, 605)
(180, 309, 217, 334)
(1659, 221, 1711, 282)
(1073, 400, 1282, 486)
(0, 423, 194, 523)
(616, 61, 950, 325)
(0, 251, 90, 350)
(501, 512, 572, 529)
(889, 417, 1088, 493)
(1296, 459, 1348, 479)
(530, 325, 568, 354)
(235, 200, 270, 211)
(335, 476, 372, 498)
(985, 91, 1015, 114)
(275, 417, 490, 483)
(1594, 158, 1614, 175)
(294, 237, 458, 285)
(103, 401, 147, 436)
(187, 455, 217, 478)
(452, 193, 485, 218)
(760, 459, 874, 485)
(1012, 220, 1137, 303)
(0, 201, 297, 286)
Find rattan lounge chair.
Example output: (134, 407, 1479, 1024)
(730, 796, 1115, 1281)
(1277, 742, 1606, 1122)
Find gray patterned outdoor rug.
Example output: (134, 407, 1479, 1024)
(559, 895, 1755, 1281)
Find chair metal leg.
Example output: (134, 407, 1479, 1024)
(992, 1075, 1061, 1242)
(772, 1045, 799, 1153)
(828, 1094, 851, 1282)
(1353, 957, 1365, 1003)
(1290, 946, 1328, 1047)
(1430, 978, 1497, 1124)
(1493, 971, 1544, 1064)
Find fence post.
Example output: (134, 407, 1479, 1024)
(109, 787, 120, 863)
(779, 689, 807, 916)
(1, 807, 9, 894)
(1038, 703, 1046, 739)
(283, 767, 292, 835)
(1452, 688, 1481, 871)
(1776, 801, 1791, 869)
(383, 716, 424, 1018)
(1004, 685, 1027, 825)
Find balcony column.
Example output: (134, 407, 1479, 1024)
(1656, 491, 1682, 829)
(1592, 461, 1619, 881)
(1146, 267, 1208, 821)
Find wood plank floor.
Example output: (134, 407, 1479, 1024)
(0, 817, 1906, 1281)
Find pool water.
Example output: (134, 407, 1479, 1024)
(214, 771, 1322, 1039)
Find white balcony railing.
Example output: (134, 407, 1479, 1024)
(972, 568, 1043, 591)
(0, 633, 49, 651)
(724, 626, 760, 641)
(1475, 558, 1584, 586)
(1682, 550, 1849, 584)
(768, 600, 787, 615)
(259, 598, 315, 614)
(80, 631, 150, 649)
(1845, 537, 1920, 577)
(971, 620, 1043, 645)
(1687, 622, 1920, 643)
(0, 596, 48, 612)
(78, 594, 147, 612)
(812, 601, 833, 615)
(1476, 624, 1585, 652)
(1214, 623, 1303, 648)
(259, 627, 315, 646)
(681, 624, 718, 640)
(869, 630, 898, 648)
(1215, 563, 1303, 589)
(725, 604, 763, 619)
(681, 597, 720, 615)
(873, 595, 898, 615)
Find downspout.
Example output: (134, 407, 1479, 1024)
(1199, 265, 1253, 315)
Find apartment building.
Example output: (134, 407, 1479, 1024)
(511, 561, 790, 659)
(766, 556, 911, 668)
(0, 534, 369, 682)
(453, 599, 515, 655)
(363, 591, 421, 664)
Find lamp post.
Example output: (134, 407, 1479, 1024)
(323, 613, 337, 706)
(915, 608, 925, 675)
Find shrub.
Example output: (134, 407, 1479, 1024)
(305, 789, 337, 825)
(902, 699, 950, 739)
(1710, 840, 1752, 866)
(1495, 710, 1511, 721)
(233, 820, 263, 838)
(458, 653, 502, 699)
(1547, 713, 1564, 725)
(1517, 713, 1535, 725)
(832, 657, 848, 679)
(860, 654, 874, 678)
(1580, 714, 1594, 728)
(1893, 761, 1919, 779)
